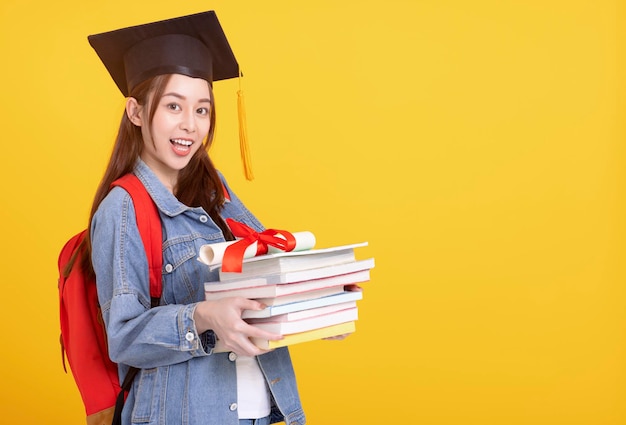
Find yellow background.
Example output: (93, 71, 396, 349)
(0, 0, 624, 423)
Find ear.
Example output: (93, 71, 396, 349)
(125, 97, 143, 127)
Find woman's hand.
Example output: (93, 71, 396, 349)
(193, 297, 282, 357)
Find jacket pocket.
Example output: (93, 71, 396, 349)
(131, 368, 158, 424)
(162, 237, 201, 304)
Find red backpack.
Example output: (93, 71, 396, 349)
(58, 174, 162, 425)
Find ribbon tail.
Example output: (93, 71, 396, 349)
(222, 238, 254, 273)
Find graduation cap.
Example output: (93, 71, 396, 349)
(88, 11, 253, 180)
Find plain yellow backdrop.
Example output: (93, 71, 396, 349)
(0, 0, 624, 424)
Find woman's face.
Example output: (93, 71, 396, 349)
(134, 74, 212, 188)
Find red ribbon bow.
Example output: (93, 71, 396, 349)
(222, 218, 297, 273)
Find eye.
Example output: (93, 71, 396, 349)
(166, 103, 181, 111)
(196, 107, 209, 116)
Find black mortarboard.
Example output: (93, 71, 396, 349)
(88, 10, 239, 96)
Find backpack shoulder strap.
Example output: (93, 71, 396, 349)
(111, 174, 163, 305)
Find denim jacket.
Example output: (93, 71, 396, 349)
(91, 160, 306, 425)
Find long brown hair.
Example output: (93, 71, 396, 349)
(73, 73, 233, 277)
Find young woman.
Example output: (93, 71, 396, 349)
(84, 11, 306, 425)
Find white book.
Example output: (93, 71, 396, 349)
(250, 307, 358, 335)
(205, 258, 375, 292)
(253, 286, 347, 306)
(246, 300, 358, 323)
(218, 242, 368, 281)
(205, 269, 369, 300)
(241, 290, 363, 319)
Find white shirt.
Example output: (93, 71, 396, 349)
(236, 355, 271, 419)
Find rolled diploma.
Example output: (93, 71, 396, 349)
(197, 231, 316, 266)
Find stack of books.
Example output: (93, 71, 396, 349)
(203, 242, 374, 349)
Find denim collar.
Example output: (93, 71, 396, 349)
(133, 159, 198, 217)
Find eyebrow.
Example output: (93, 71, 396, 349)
(162, 92, 211, 103)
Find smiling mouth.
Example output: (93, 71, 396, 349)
(170, 138, 193, 156)
(171, 138, 193, 147)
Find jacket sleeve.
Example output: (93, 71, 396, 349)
(91, 187, 214, 369)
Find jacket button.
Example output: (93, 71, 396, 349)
(199, 215, 208, 223)
(228, 352, 237, 362)
(229, 403, 238, 411)
(165, 264, 173, 273)
(185, 332, 195, 342)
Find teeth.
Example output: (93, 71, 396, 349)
(171, 139, 192, 146)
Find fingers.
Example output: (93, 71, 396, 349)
(345, 284, 363, 292)
(322, 333, 352, 341)
(241, 299, 267, 311)
(216, 331, 266, 356)
(198, 297, 282, 357)
(245, 322, 283, 342)
(216, 321, 282, 356)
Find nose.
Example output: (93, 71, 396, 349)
(180, 110, 196, 133)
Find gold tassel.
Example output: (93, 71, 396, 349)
(237, 70, 254, 180)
